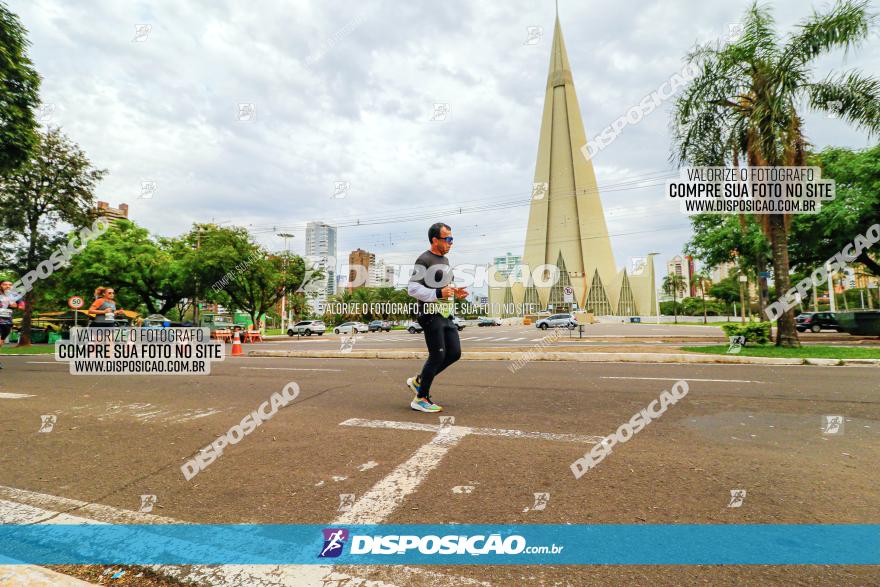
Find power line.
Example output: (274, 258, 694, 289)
(244, 169, 678, 234)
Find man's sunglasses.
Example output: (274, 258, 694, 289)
(440, 236, 454, 244)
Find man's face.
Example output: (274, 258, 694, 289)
(433, 226, 453, 255)
(0, 281, 11, 293)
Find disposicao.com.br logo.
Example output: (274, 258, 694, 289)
(318, 528, 562, 557)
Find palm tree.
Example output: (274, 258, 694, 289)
(695, 269, 712, 324)
(662, 273, 687, 324)
(672, 0, 880, 347)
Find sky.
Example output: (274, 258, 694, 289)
(11, 0, 880, 289)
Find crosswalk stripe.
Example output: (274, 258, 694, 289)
(0, 393, 34, 399)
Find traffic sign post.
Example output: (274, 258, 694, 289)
(68, 296, 84, 329)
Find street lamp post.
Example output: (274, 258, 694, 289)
(826, 263, 836, 313)
(648, 253, 660, 324)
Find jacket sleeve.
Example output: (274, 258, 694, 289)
(407, 281, 439, 303)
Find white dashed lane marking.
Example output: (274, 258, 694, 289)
(600, 376, 764, 383)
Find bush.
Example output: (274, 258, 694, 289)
(721, 322, 772, 345)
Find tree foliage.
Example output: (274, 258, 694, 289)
(0, 3, 41, 174)
(0, 128, 106, 344)
(790, 145, 880, 276)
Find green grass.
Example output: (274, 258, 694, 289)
(681, 344, 880, 359)
(0, 344, 55, 355)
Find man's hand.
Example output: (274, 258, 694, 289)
(454, 287, 468, 299)
(440, 286, 455, 299)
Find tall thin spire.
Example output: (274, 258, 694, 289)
(519, 12, 618, 313)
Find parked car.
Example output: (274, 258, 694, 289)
(287, 320, 326, 336)
(334, 321, 369, 335)
(535, 313, 577, 330)
(477, 317, 502, 327)
(795, 312, 840, 333)
(368, 320, 392, 332)
(406, 317, 464, 333)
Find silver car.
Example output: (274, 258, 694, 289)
(334, 321, 369, 335)
(287, 320, 326, 336)
(535, 313, 577, 330)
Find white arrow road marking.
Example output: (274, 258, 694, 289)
(340, 418, 604, 444)
(333, 427, 470, 524)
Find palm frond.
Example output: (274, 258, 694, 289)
(807, 70, 880, 136)
(782, 0, 875, 67)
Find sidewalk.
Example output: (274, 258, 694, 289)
(0, 565, 98, 586)
(248, 348, 880, 366)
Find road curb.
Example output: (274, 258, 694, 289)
(248, 349, 879, 366)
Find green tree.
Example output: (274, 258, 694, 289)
(0, 3, 41, 174)
(0, 128, 106, 345)
(195, 225, 306, 328)
(672, 0, 880, 346)
(685, 214, 772, 314)
(693, 269, 712, 323)
(662, 273, 686, 323)
(790, 145, 880, 276)
(709, 275, 743, 313)
(57, 220, 193, 315)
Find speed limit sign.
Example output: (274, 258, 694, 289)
(68, 296, 84, 310)
(563, 286, 574, 303)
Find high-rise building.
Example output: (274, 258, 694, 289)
(493, 252, 523, 281)
(305, 221, 337, 310)
(665, 255, 694, 299)
(490, 12, 656, 316)
(710, 261, 735, 284)
(370, 257, 395, 288)
(95, 201, 129, 221)
(348, 248, 374, 290)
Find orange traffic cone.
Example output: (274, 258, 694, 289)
(231, 331, 243, 356)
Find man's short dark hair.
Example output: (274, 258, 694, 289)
(428, 222, 451, 243)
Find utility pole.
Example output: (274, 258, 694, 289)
(194, 228, 201, 324)
(278, 233, 295, 332)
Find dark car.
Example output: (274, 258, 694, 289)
(477, 317, 502, 327)
(369, 320, 391, 332)
(795, 312, 840, 333)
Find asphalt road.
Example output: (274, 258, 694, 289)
(1, 354, 878, 585)
(248, 322, 871, 351)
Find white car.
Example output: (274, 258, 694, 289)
(287, 320, 326, 336)
(334, 321, 369, 335)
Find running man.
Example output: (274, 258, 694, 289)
(0, 280, 25, 369)
(406, 223, 467, 412)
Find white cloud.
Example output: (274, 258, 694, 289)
(10, 0, 878, 284)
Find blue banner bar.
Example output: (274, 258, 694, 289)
(1, 524, 877, 565)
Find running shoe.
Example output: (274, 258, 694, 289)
(425, 395, 443, 411)
(410, 397, 442, 413)
(406, 375, 421, 396)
